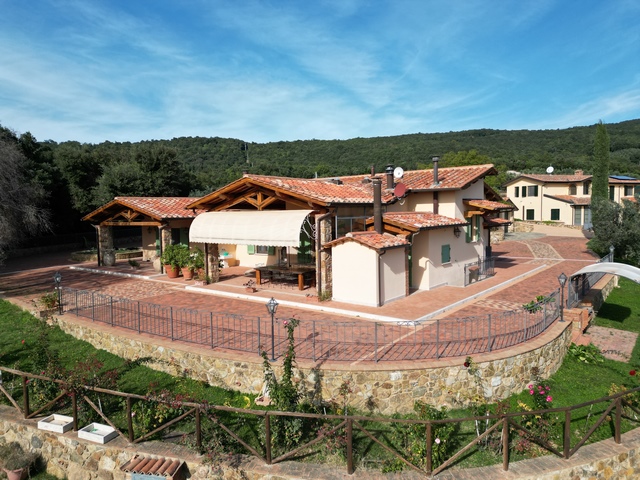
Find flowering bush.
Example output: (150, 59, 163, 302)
(528, 382, 553, 411)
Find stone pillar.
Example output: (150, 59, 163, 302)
(320, 217, 332, 295)
(159, 226, 172, 273)
(207, 243, 220, 283)
(97, 225, 114, 266)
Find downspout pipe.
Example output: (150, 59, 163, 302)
(373, 178, 383, 234)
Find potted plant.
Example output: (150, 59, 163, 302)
(243, 279, 257, 293)
(0, 442, 38, 480)
(160, 244, 189, 279)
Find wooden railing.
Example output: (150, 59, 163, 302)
(1, 365, 640, 477)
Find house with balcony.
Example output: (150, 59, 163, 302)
(505, 170, 640, 229)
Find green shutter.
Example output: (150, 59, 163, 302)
(465, 222, 472, 243)
(475, 216, 481, 241)
(247, 245, 255, 255)
(267, 246, 275, 255)
(533, 185, 539, 197)
(441, 244, 451, 264)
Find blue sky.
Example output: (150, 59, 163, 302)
(1, 1, 639, 144)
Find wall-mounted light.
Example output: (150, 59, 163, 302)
(453, 226, 462, 238)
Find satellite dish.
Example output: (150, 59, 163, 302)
(393, 182, 407, 198)
(546, 166, 554, 174)
(393, 167, 404, 179)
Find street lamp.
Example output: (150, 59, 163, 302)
(557, 273, 568, 322)
(53, 271, 62, 315)
(266, 297, 279, 360)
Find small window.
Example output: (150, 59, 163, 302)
(522, 187, 527, 198)
(527, 185, 539, 197)
(583, 182, 590, 195)
(249, 246, 275, 255)
(551, 209, 560, 221)
(514, 186, 520, 198)
(526, 209, 535, 221)
(441, 244, 451, 264)
(609, 186, 615, 200)
(569, 184, 577, 195)
(625, 186, 634, 196)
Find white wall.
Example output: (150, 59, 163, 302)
(380, 248, 406, 303)
(332, 242, 380, 307)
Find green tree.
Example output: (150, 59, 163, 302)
(591, 121, 610, 201)
(0, 133, 51, 263)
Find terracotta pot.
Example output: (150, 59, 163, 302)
(182, 267, 194, 280)
(164, 264, 180, 279)
(3, 468, 27, 480)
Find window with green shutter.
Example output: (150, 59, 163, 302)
(441, 244, 451, 264)
(551, 209, 560, 221)
(247, 245, 255, 255)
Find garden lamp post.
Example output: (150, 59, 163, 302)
(266, 297, 279, 360)
(557, 272, 567, 322)
(609, 244, 615, 261)
(53, 271, 62, 315)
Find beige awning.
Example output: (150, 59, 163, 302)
(189, 210, 313, 247)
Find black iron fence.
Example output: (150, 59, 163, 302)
(464, 256, 496, 286)
(567, 249, 614, 308)
(60, 286, 560, 363)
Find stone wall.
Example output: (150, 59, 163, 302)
(52, 316, 572, 415)
(3, 403, 640, 480)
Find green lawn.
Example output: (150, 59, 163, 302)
(2, 277, 640, 475)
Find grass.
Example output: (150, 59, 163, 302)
(2, 277, 640, 475)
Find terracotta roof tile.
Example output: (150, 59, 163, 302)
(544, 194, 591, 205)
(464, 199, 514, 211)
(483, 217, 511, 226)
(114, 197, 202, 218)
(378, 212, 468, 230)
(83, 197, 201, 222)
(513, 174, 591, 184)
(243, 164, 497, 205)
(325, 231, 409, 251)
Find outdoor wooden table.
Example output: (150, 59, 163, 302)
(255, 265, 315, 290)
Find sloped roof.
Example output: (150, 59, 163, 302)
(543, 194, 591, 205)
(187, 164, 497, 210)
(337, 164, 497, 192)
(464, 199, 514, 211)
(324, 231, 409, 252)
(366, 212, 468, 234)
(609, 177, 640, 184)
(506, 173, 591, 185)
(483, 217, 511, 227)
(83, 197, 201, 223)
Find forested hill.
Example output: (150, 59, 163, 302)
(143, 118, 640, 189)
(2, 119, 640, 236)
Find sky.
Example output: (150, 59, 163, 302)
(1, 1, 639, 145)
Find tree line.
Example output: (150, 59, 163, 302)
(2, 119, 640, 260)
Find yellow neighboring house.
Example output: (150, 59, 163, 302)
(505, 170, 640, 229)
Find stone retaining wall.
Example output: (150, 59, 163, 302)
(52, 316, 572, 415)
(3, 403, 640, 480)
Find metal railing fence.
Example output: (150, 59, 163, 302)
(464, 256, 496, 286)
(60, 286, 560, 363)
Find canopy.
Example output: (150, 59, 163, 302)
(571, 262, 640, 284)
(189, 210, 313, 247)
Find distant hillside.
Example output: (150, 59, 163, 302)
(136, 119, 640, 192)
